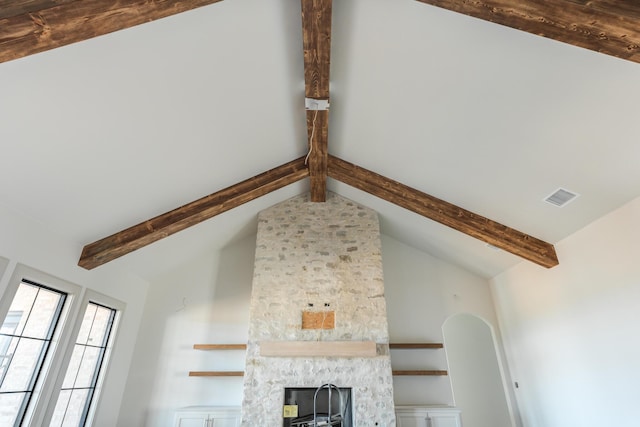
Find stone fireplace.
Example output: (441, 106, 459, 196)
(240, 193, 396, 426)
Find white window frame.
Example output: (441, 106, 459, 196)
(0, 264, 82, 426)
(0, 263, 124, 427)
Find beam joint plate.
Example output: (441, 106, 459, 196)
(305, 98, 330, 110)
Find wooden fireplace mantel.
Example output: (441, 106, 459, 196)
(259, 340, 377, 357)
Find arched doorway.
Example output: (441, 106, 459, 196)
(443, 313, 513, 427)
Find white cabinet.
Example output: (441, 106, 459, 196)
(174, 406, 241, 427)
(427, 410, 463, 427)
(395, 406, 462, 427)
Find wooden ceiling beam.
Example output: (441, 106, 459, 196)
(301, 0, 332, 202)
(328, 155, 559, 269)
(0, 0, 224, 64)
(416, 0, 640, 64)
(78, 157, 309, 270)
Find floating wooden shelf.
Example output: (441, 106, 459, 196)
(189, 344, 247, 377)
(389, 343, 443, 349)
(193, 344, 247, 350)
(390, 343, 447, 376)
(189, 371, 244, 377)
(392, 370, 448, 376)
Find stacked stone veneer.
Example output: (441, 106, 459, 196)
(240, 192, 396, 426)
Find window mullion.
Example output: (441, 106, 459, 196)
(44, 293, 67, 342)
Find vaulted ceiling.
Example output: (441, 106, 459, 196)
(1, 0, 640, 279)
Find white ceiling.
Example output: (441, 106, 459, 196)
(1, 0, 640, 280)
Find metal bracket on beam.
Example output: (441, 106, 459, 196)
(305, 98, 330, 111)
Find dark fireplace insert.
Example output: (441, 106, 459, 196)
(283, 385, 353, 427)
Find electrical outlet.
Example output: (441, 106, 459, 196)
(283, 405, 298, 418)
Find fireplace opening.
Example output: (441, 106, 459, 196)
(283, 385, 353, 427)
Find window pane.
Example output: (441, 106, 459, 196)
(1, 284, 37, 336)
(49, 389, 71, 427)
(0, 337, 46, 392)
(61, 389, 89, 427)
(0, 335, 19, 384)
(22, 287, 63, 339)
(87, 306, 112, 347)
(0, 392, 26, 426)
(0, 281, 66, 427)
(74, 346, 101, 389)
(75, 306, 95, 346)
(51, 302, 116, 427)
(61, 346, 84, 390)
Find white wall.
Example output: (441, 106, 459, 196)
(491, 196, 640, 427)
(0, 256, 8, 281)
(0, 204, 148, 427)
(117, 231, 510, 426)
(117, 235, 255, 427)
(382, 235, 511, 410)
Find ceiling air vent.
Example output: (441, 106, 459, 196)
(544, 188, 579, 207)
